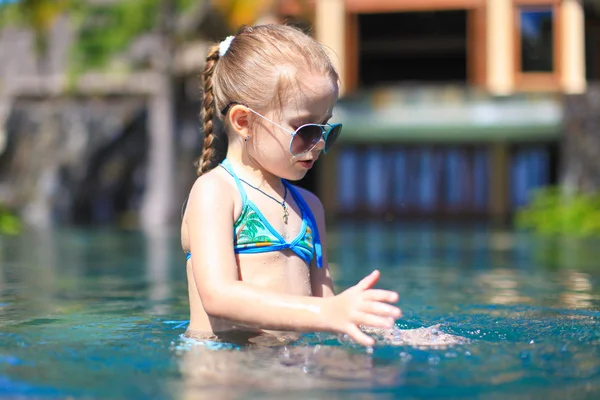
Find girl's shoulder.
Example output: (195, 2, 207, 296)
(180, 167, 239, 253)
(187, 167, 238, 212)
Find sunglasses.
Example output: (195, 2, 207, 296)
(221, 103, 342, 157)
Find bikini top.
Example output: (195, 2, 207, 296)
(185, 159, 323, 268)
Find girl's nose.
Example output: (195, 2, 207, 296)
(314, 134, 326, 151)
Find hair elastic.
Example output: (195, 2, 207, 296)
(219, 36, 235, 57)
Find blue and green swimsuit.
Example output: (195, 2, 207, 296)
(186, 159, 323, 267)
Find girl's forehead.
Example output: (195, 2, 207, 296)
(282, 74, 338, 118)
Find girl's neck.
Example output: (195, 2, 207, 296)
(225, 150, 284, 193)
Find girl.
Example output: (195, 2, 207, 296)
(181, 24, 401, 348)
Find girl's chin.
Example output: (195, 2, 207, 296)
(283, 168, 308, 182)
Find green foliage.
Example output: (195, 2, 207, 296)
(69, 0, 203, 75)
(69, 0, 159, 73)
(2, 0, 203, 74)
(0, 0, 70, 54)
(0, 207, 22, 235)
(0, 3, 26, 28)
(176, 0, 197, 13)
(516, 186, 600, 237)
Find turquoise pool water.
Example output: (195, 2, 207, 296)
(1, 222, 599, 399)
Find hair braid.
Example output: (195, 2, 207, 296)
(197, 45, 226, 176)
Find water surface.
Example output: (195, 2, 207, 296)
(1, 222, 599, 399)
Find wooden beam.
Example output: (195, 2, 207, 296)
(489, 142, 510, 225)
(344, 12, 359, 93)
(467, 4, 487, 86)
(345, 0, 484, 14)
(487, 0, 514, 95)
(1, 72, 164, 97)
(315, 0, 347, 95)
(513, 0, 561, 5)
(561, 0, 587, 93)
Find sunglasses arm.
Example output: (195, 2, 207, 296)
(245, 108, 294, 136)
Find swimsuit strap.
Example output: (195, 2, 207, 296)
(285, 183, 323, 268)
(219, 159, 248, 206)
(180, 159, 245, 220)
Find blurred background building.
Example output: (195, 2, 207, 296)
(311, 0, 598, 225)
(0, 0, 598, 231)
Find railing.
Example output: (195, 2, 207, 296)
(334, 85, 563, 143)
(320, 85, 562, 221)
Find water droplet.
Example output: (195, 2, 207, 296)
(529, 340, 534, 344)
(428, 355, 440, 365)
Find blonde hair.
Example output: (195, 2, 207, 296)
(197, 24, 339, 176)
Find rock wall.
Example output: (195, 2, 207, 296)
(0, 14, 206, 230)
(0, 98, 148, 228)
(562, 84, 600, 193)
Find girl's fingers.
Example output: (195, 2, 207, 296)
(355, 313, 395, 330)
(356, 270, 380, 291)
(363, 289, 399, 304)
(362, 301, 402, 319)
(346, 324, 375, 347)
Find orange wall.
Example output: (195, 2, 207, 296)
(345, 0, 484, 13)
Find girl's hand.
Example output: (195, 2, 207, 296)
(325, 270, 401, 346)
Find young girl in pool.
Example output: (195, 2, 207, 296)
(180, 24, 401, 348)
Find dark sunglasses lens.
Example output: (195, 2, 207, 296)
(291, 125, 322, 155)
(325, 125, 342, 152)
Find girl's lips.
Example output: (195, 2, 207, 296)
(298, 160, 314, 169)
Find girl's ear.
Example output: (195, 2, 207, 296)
(228, 105, 251, 141)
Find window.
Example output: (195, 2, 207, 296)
(514, 1, 560, 91)
(520, 9, 554, 72)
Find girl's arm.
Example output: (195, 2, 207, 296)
(187, 172, 400, 346)
(296, 187, 335, 298)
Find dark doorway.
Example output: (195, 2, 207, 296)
(585, 4, 600, 81)
(358, 10, 468, 86)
